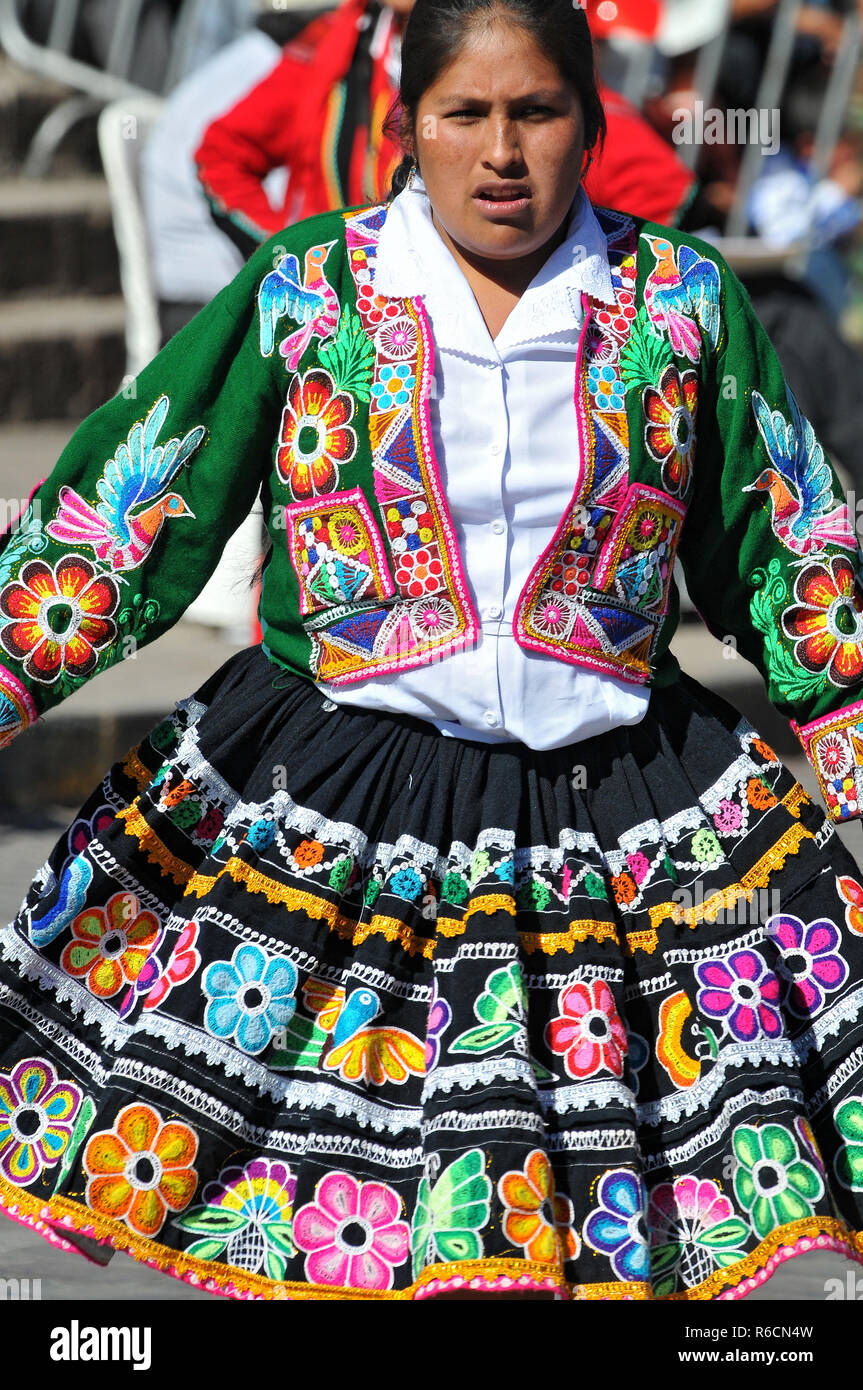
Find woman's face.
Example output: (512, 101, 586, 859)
(411, 20, 587, 269)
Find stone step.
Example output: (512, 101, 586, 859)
(0, 177, 120, 299)
(0, 295, 126, 420)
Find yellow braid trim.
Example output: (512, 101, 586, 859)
(116, 803, 194, 887)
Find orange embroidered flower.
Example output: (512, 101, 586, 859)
(498, 1150, 579, 1263)
(60, 892, 161, 999)
(294, 839, 325, 869)
(84, 1103, 198, 1237)
(611, 872, 638, 906)
(642, 363, 698, 496)
(656, 991, 700, 1088)
(161, 778, 196, 809)
(752, 738, 778, 763)
(838, 875, 863, 936)
(746, 777, 778, 811)
(276, 368, 357, 500)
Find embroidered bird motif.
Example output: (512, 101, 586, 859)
(744, 390, 857, 557)
(273, 978, 426, 1085)
(46, 396, 204, 574)
(257, 241, 341, 369)
(643, 235, 721, 363)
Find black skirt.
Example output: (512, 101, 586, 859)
(2, 645, 863, 1300)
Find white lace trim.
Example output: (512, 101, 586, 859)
(642, 1086, 805, 1170)
(422, 1056, 540, 1101)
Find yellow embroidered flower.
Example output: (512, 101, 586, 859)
(498, 1150, 579, 1263)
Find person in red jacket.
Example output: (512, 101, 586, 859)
(194, 0, 701, 259)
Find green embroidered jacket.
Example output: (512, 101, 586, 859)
(2, 199, 863, 822)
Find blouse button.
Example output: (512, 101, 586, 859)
(483, 710, 499, 727)
(490, 520, 505, 535)
(486, 605, 503, 621)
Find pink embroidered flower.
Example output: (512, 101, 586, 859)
(293, 1172, 410, 1290)
(143, 920, 202, 1011)
(376, 315, 418, 361)
(713, 799, 743, 834)
(626, 852, 650, 885)
(545, 979, 628, 1080)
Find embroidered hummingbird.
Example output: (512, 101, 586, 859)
(257, 241, 340, 368)
(643, 235, 721, 363)
(46, 396, 205, 575)
(744, 389, 857, 557)
(272, 978, 425, 1085)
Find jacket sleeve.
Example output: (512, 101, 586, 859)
(678, 246, 863, 823)
(194, 53, 300, 245)
(0, 241, 284, 749)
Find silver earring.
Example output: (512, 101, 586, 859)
(406, 159, 417, 189)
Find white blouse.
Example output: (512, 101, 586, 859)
(318, 177, 651, 749)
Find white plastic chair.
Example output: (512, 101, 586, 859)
(97, 94, 263, 642)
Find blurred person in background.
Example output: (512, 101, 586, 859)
(143, 0, 336, 345)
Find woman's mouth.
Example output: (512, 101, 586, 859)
(473, 187, 531, 216)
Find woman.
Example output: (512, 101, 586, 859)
(2, 0, 863, 1301)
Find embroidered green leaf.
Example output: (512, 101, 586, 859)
(449, 1020, 523, 1053)
(649, 1241, 680, 1276)
(713, 1248, 751, 1269)
(173, 1207, 248, 1236)
(698, 1218, 750, 1249)
(186, 1237, 230, 1262)
(261, 1221, 295, 1259)
(619, 307, 671, 394)
(266, 1248, 289, 1282)
(54, 1095, 97, 1190)
(319, 307, 376, 403)
(474, 963, 527, 1024)
(270, 1011, 328, 1070)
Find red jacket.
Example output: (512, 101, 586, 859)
(195, 2, 696, 240)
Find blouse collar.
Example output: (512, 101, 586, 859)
(373, 174, 617, 350)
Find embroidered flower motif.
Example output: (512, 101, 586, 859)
(60, 892, 161, 999)
(629, 505, 663, 553)
(647, 1176, 749, 1295)
(752, 738, 778, 763)
(195, 806, 224, 845)
(838, 875, 863, 936)
(691, 827, 722, 866)
(442, 870, 469, 904)
(713, 799, 743, 834)
(61, 804, 114, 875)
(470, 850, 490, 887)
(389, 866, 423, 901)
(410, 597, 458, 639)
(0, 662, 38, 749)
(371, 363, 415, 411)
(746, 776, 778, 810)
(781, 556, 863, 688)
(834, 1096, 863, 1189)
(494, 859, 515, 884)
(583, 872, 608, 900)
(0, 1058, 83, 1186)
(656, 991, 703, 1089)
(533, 596, 575, 638)
(816, 732, 853, 780)
(545, 979, 627, 1080)
(376, 315, 418, 361)
(424, 979, 452, 1071)
(0, 555, 119, 685)
(203, 943, 298, 1055)
(583, 1169, 650, 1281)
(643, 363, 698, 496)
(394, 547, 444, 598)
(517, 878, 551, 911)
(498, 1150, 579, 1263)
(357, 282, 403, 329)
(246, 817, 277, 852)
(173, 1158, 297, 1279)
(328, 856, 355, 892)
(626, 852, 651, 885)
(732, 1122, 824, 1239)
(765, 913, 848, 1018)
(84, 1103, 198, 1237)
(294, 839, 325, 869)
(695, 950, 782, 1042)
(611, 871, 638, 906)
(141, 920, 201, 1014)
(293, 1172, 410, 1290)
(276, 368, 357, 499)
(588, 363, 625, 412)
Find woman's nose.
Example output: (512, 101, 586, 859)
(483, 120, 525, 168)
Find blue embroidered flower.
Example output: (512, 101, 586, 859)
(371, 364, 415, 411)
(389, 866, 423, 901)
(583, 1169, 650, 1281)
(494, 859, 515, 884)
(203, 944, 297, 1054)
(246, 817, 277, 852)
(588, 364, 625, 412)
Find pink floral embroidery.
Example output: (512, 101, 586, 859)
(293, 1171, 410, 1290)
(626, 852, 650, 885)
(713, 799, 743, 834)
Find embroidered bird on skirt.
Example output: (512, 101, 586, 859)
(257, 241, 340, 368)
(745, 389, 858, 557)
(46, 396, 205, 574)
(272, 979, 426, 1085)
(643, 234, 721, 363)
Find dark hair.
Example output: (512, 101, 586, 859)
(384, 0, 606, 199)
